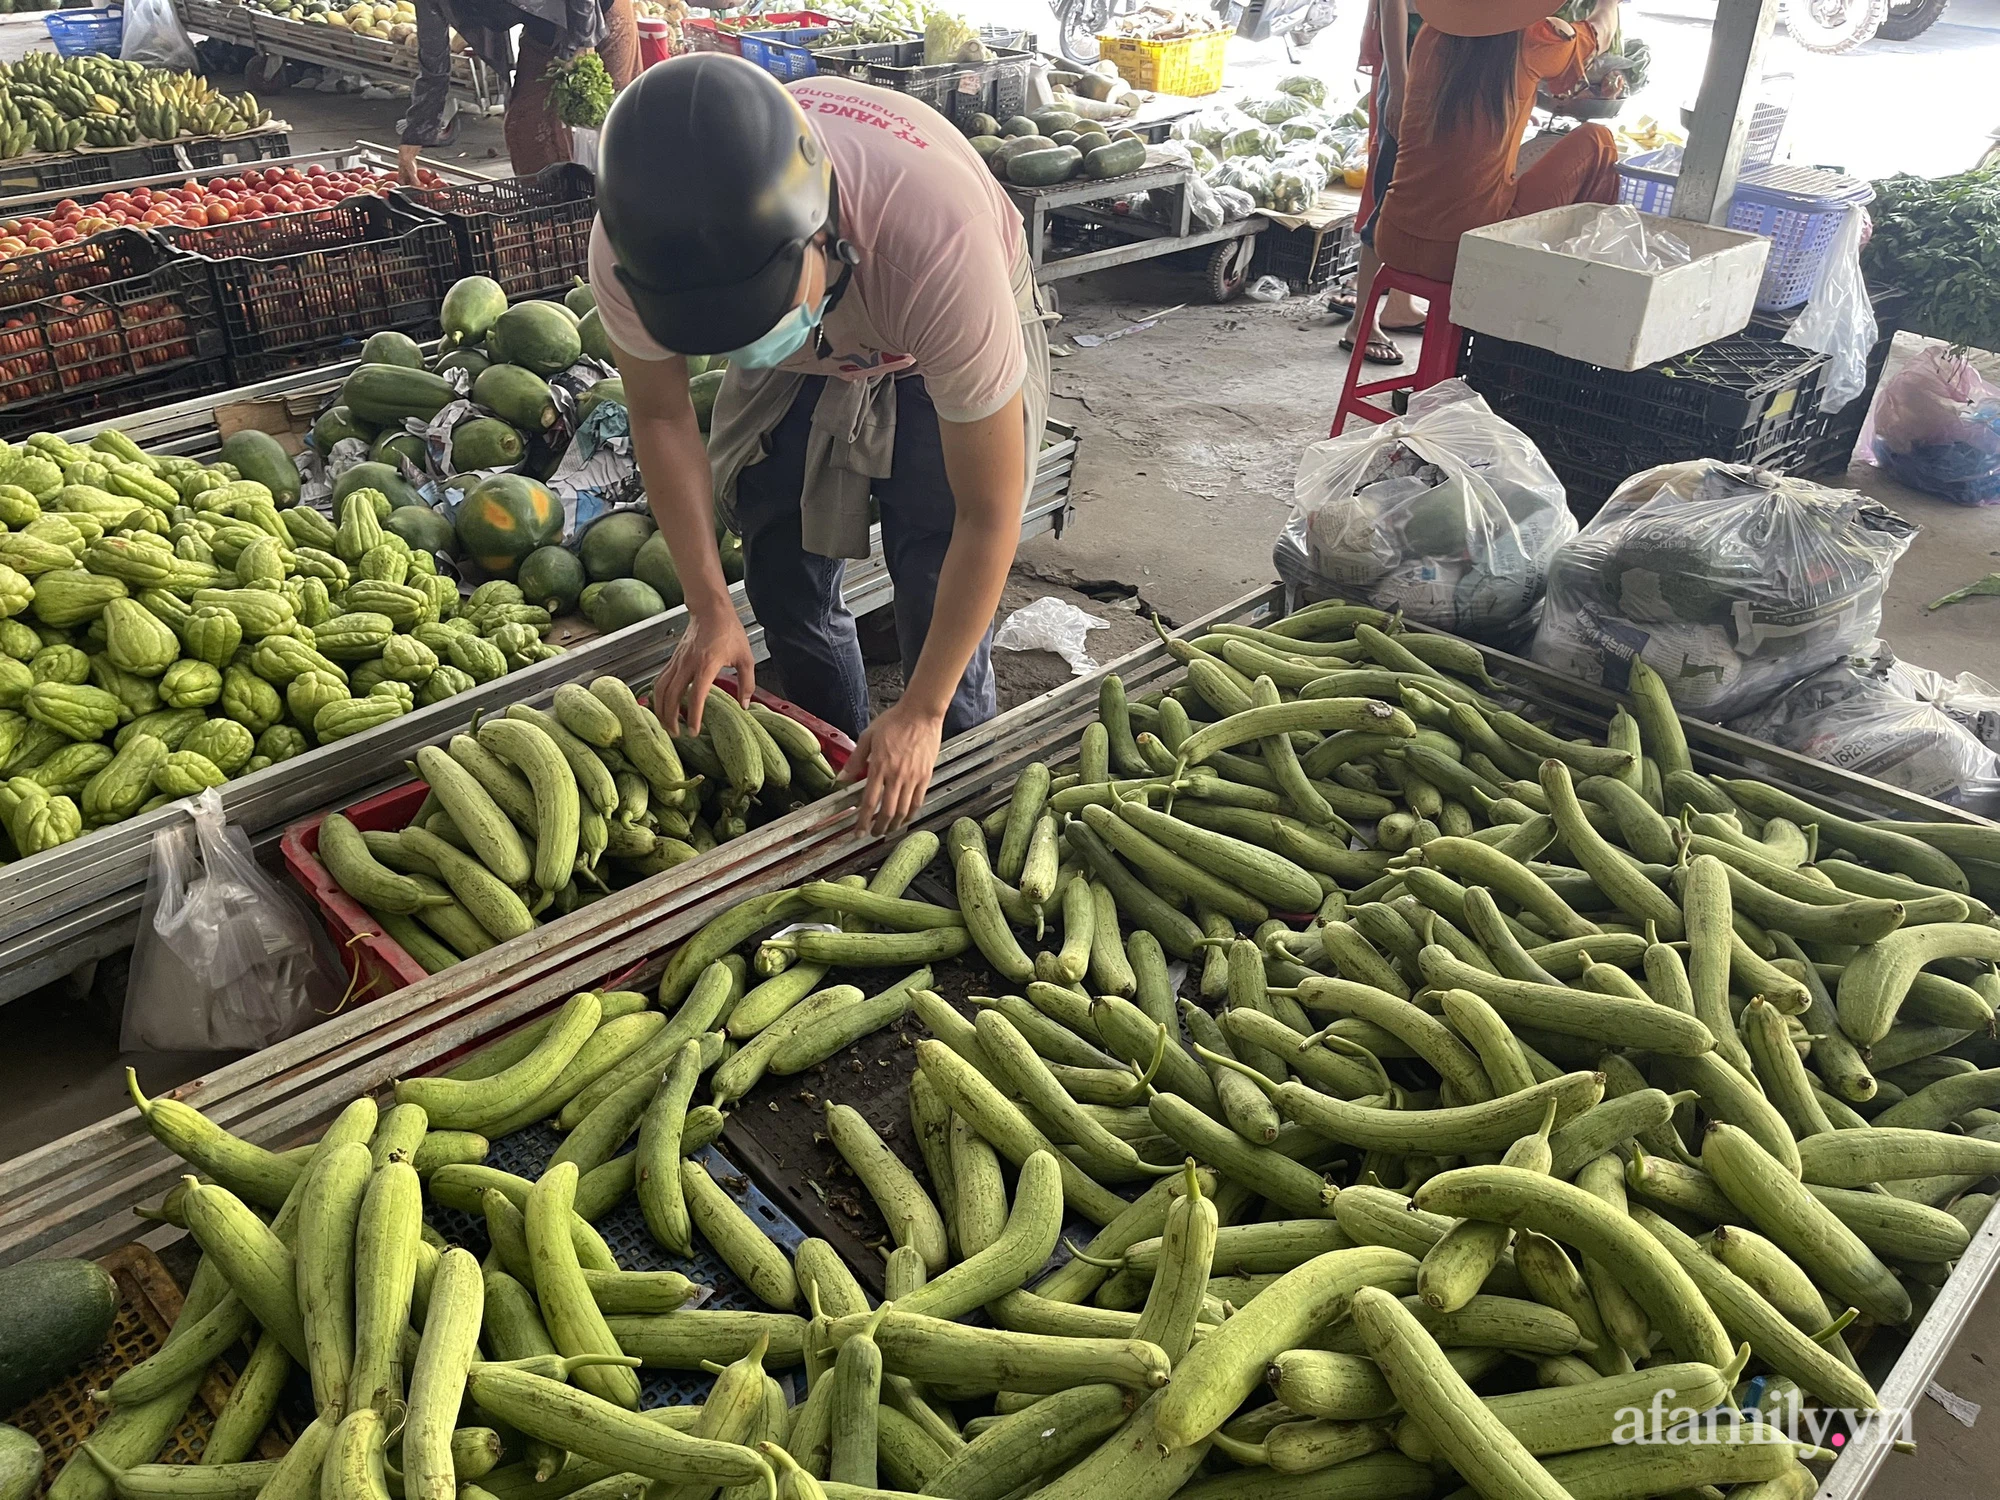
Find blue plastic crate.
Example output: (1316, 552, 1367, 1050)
(738, 26, 832, 80)
(1615, 149, 1873, 314)
(426, 1125, 808, 1405)
(44, 8, 124, 56)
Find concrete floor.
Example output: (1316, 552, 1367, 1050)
(3, 11, 2000, 1491)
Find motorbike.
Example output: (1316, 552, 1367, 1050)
(1051, 0, 1332, 68)
(1780, 0, 1949, 55)
(1981, 125, 1999, 173)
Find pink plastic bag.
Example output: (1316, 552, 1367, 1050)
(1861, 347, 2000, 506)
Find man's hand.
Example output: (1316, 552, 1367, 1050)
(840, 698, 945, 837)
(653, 606, 754, 736)
(397, 143, 424, 186)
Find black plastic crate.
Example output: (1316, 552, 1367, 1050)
(174, 130, 293, 171)
(0, 353, 230, 444)
(426, 1127, 809, 1404)
(1254, 217, 1357, 293)
(1513, 407, 1810, 521)
(391, 162, 595, 301)
(809, 40, 1035, 130)
(0, 228, 225, 417)
(162, 198, 457, 384)
(1463, 330, 1829, 455)
(0, 144, 162, 200)
(1744, 284, 1910, 478)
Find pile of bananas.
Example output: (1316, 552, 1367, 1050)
(0, 54, 271, 161)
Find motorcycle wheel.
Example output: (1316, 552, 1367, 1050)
(1206, 238, 1257, 302)
(1876, 0, 1948, 37)
(1782, 0, 1890, 52)
(1055, 0, 1105, 65)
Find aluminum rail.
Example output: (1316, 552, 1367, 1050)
(0, 584, 1263, 1267)
(0, 463, 1073, 1007)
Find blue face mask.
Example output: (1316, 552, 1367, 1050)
(728, 295, 827, 370)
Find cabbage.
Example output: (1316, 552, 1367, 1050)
(1276, 73, 1328, 108)
(923, 9, 983, 65)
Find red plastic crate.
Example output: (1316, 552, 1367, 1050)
(682, 10, 833, 55)
(282, 687, 853, 1000)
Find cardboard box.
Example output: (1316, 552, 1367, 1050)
(1450, 204, 1770, 372)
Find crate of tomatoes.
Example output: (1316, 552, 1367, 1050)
(0, 228, 226, 442)
(160, 193, 459, 384)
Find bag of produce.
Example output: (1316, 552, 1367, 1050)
(1860, 347, 2000, 506)
(1241, 92, 1312, 126)
(1273, 380, 1575, 644)
(1531, 460, 1917, 720)
(1275, 72, 1328, 108)
(1172, 105, 1259, 152)
(1728, 641, 2000, 813)
(1265, 161, 1326, 215)
(1224, 123, 1280, 159)
(1211, 184, 1256, 222)
(122, 787, 344, 1052)
(1209, 157, 1271, 204)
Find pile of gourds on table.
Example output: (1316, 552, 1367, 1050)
(78, 597, 2000, 1500)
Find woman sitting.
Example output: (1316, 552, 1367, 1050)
(1373, 0, 1622, 290)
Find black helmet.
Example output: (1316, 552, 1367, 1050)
(596, 54, 831, 355)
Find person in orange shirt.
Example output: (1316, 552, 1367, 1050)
(1374, 0, 1622, 288)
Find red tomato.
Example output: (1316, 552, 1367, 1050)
(205, 204, 231, 224)
(301, 165, 321, 178)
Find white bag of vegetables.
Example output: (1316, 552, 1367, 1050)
(1274, 381, 1575, 644)
(1530, 460, 1916, 720)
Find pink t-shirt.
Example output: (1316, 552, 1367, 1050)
(589, 77, 1028, 424)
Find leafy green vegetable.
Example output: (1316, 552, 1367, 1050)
(1864, 167, 2000, 356)
(1930, 572, 2000, 610)
(547, 50, 614, 130)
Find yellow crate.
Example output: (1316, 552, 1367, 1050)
(1097, 30, 1227, 97)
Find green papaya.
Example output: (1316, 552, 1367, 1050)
(382, 505, 457, 558)
(577, 379, 625, 422)
(217, 429, 301, 507)
(473, 364, 558, 432)
(578, 511, 655, 582)
(578, 307, 612, 365)
(449, 417, 526, 472)
(583, 577, 666, 633)
(517, 545, 587, 614)
(357, 330, 426, 369)
(487, 301, 583, 376)
(369, 429, 427, 470)
(689, 369, 724, 435)
(439, 274, 508, 348)
(310, 405, 375, 452)
(631, 530, 683, 609)
(435, 348, 491, 382)
(565, 279, 597, 317)
(331, 462, 422, 513)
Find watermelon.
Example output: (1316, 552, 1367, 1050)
(455, 473, 563, 576)
(383, 505, 457, 557)
(517, 545, 587, 614)
(579, 511, 655, 582)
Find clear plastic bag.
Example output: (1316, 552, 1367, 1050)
(1553, 204, 1691, 271)
(1530, 460, 1918, 720)
(1729, 641, 2000, 813)
(122, 0, 199, 70)
(1172, 105, 1258, 152)
(1241, 93, 1311, 126)
(1783, 206, 1875, 415)
(1211, 184, 1256, 222)
(992, 596, 1110, 676)
(122, 789, 345, 1053)
(1224, 124, 1280, 160)
(1861, 347, 2000, 507)
(1210, 157, 1271, 204)
(1275, 73, 1327, 107)
(1273, 380, 1577, 644)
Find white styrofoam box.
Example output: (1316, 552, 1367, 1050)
(1449, 204, 1771, 373)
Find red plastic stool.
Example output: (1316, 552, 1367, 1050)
(1330, 267, 1462, 436)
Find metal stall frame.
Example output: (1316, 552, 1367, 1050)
(0, 361, 1076, 1006)
(2, 582, 1995, 1500)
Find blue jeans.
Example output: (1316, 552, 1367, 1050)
(733, 374, 998, 742)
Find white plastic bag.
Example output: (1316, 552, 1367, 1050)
(1729, 642, 2000, 812)
(1530, 460, 1917, 720)
(122, 0, 200, 72)
(1783, 205, 1875, 415)
(1274, 380, 1577, 644)
(993, 596, 1110, 676)
(122, 789, 345, 1053)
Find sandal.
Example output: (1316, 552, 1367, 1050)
(1339, 334, 1406, 366)
(1320, 292, 1357, 323)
